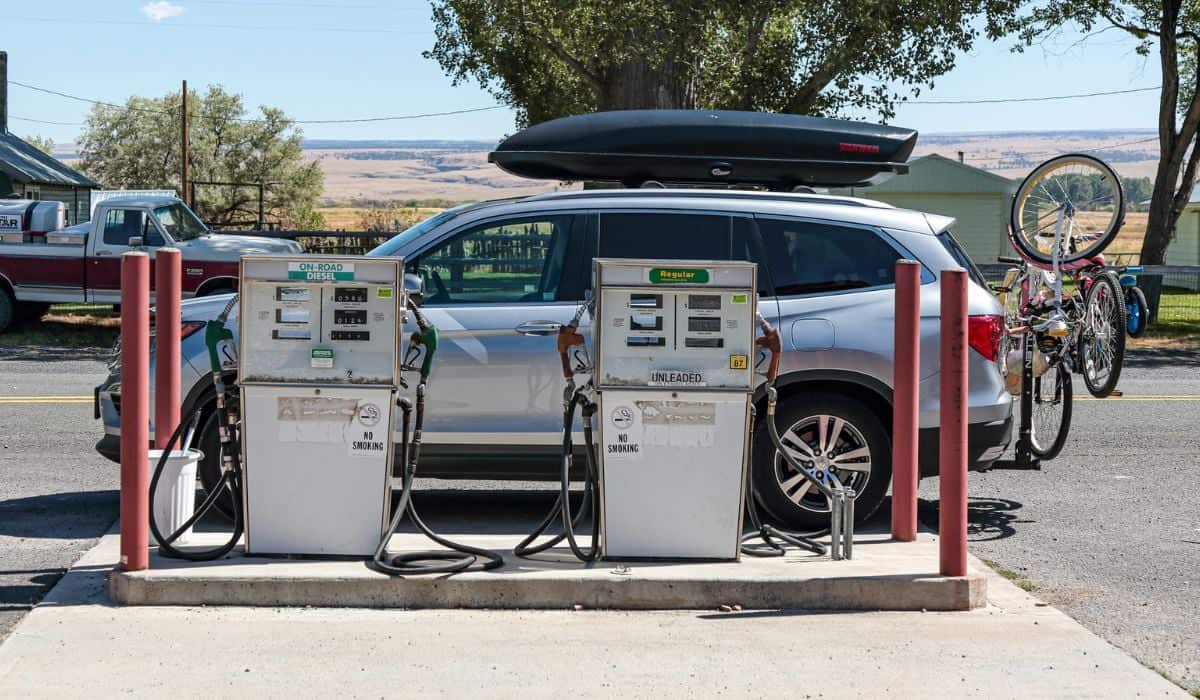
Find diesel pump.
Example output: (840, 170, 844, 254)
(517, 259, 854, 563)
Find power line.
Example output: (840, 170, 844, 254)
(8, 115, 85, 126)
(10, 80, 504, 126)
(907, 86, 1159, 105)
(187, 0, 427, 9)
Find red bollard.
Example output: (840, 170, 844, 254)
(939, 269, 968, 577)
(891, 260, 921, 542)
(155, 248, 182, 449)
(119, 252, 151, 571)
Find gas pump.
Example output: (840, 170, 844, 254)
(237, 255, 403, 556)
(517, 258, 854, 562)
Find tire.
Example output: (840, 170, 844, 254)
(751, 391, 891, 531)
(1029, 361, 1073, 460)
(1009, 154, 1125, 266)
(1080, 272, 1126, 398)
(197, 407, 237, 520)
(0, 288, 13, 334)
(1125, 286, 1148, 338)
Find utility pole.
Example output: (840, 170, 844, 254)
(181, 80, 190, 207)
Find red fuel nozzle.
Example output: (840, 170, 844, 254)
(557, 324, 586, 378)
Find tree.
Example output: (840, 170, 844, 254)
(989, 1, 1200, 315)
(426, 0, 997, 127)
(24, 134, 54, 155)
(78, 85, 324, 230)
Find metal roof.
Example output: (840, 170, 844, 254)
(0, 132, 100, 188)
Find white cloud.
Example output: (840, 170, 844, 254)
(141, 1, 186, 22)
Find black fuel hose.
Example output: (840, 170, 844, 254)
(739, 408, 827, 557)
(149, 399, 245, 561)
(514, 389, 600, 562)
(371, 385, 505, 575)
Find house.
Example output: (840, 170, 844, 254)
(0, 51, 99, 225)
(830, 153, 1018, 264)
(1170, 190, 1200, 267)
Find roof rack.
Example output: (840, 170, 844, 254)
(522, 188, 888, 209)
(489, 110, 917, 190)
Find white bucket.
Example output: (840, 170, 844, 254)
(149, 448, 204, 546)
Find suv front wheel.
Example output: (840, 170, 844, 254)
(751, 392, 891, 531)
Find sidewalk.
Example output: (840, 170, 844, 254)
(0, 528, 1187, 698)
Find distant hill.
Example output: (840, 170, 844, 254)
(49, 129, 1162, 204)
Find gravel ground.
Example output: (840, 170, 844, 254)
(920, 348, 1200, 694)
(0, 356, 118, 641)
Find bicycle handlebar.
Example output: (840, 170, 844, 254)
(997, 256, 1023, 265)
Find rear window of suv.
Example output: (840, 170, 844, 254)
(936, 230, 987, 287)
(756, 218, 901, 296)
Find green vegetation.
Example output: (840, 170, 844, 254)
(79, 85, 325, 231)
(429, 0, 1005, 125)
(1145, 287, 1200, 340)
(0, 305, 118, 350)
(981, 558, 1039, 592)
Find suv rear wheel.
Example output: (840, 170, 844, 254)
(751, 392, 891, 531)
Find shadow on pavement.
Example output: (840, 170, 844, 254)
(918, 496, 1025, 542)
(0, 491, 119, 540)
(1122, 347, 1200, 369)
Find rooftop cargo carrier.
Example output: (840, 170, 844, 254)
(489, 110, 917, 190)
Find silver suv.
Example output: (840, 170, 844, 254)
(95, 188, 1012, 528)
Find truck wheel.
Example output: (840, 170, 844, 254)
(16, 302, 51, 322)
(197, 409, 236, 520)
(751, 392, 891, 531)
(0, 288, 14, 334)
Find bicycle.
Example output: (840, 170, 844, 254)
(995, 153, 1132, 464)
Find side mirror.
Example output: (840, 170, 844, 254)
(128, 236, 145, 248)
(404, 272, 425, 306)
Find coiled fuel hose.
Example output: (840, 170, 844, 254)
(742, 312, 854, 560)
(514, 310, 601, 562)
(371, 301, 505, 575)
(149, 293, 245, 561)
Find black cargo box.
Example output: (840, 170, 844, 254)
(488, 110, 917, 189)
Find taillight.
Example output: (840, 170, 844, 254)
(968, 314, 1004, 362)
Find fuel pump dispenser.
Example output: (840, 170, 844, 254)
(518, 258, 855, 563)
(237, 255, 403, 556)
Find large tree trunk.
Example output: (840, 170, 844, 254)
(595, 58, 699, 111)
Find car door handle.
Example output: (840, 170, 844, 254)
(515, 320, 563, 336)
(94, 251, 112, 257)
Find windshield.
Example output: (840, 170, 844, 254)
(368, 210, 457, 257)
(153, 203, 208, 242)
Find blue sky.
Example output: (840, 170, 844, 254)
(1, 2, 1163, 144)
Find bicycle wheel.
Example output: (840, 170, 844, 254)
(1125, 285, 1148, 338)
(1029, 360, 1072, 460)
(1079, 272, 1127, 397)
(1010, 154, 1125, 265)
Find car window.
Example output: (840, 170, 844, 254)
(153, 203, 207, 242)
(756, 218, 900, 296)
(936, 230, 987, 287)
(598, 212, 731, 261)
(416, 214, 575, 305)
(102, 209, 162, 247)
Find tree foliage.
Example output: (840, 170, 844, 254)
(24, 134, 54, 155)
(426, 0, 997, 126)
(988, 1, 1200, 273)
(78, 85, 324, 230)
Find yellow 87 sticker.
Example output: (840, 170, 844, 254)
(729, 354, 748, 370)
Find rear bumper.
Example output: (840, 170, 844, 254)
(917, 416, 1013, 478)
(96, 433, 121, 463)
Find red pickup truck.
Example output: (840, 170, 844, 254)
(0, 195, 302, 333)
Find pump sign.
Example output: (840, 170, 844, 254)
(0, 215, 20, 233)
(288, 261, 355, 281)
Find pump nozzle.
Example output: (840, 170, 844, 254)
(754, 311, 782, 384)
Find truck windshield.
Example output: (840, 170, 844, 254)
(153, 203, 208, 242)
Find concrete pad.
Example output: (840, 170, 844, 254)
(108, 529, 983, 611)
(0, 526, 1187, 698)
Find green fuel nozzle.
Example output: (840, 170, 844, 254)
(407, 300, 438, 382)
(204, 319, 234, 374)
